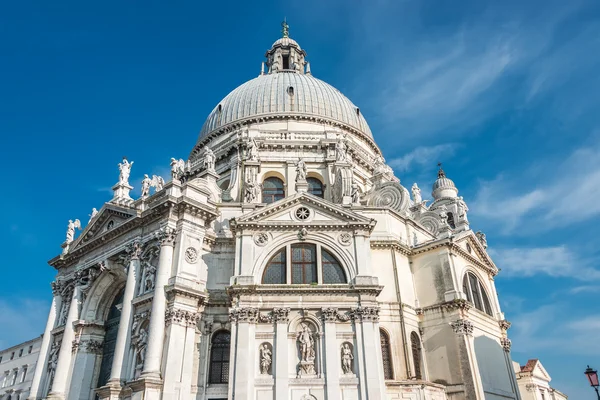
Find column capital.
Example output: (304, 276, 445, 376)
(273, 307, 290, 323)
(499, 319, 511, 331)
(351, 306, 379, 322)
(321, 307, 338, 323)
(451, 318, 474, 336)
(127, 239, 144, 260)
(229, 307, 259, 323)
(156, 227, 176, 247)
(164, 308, 200, 328)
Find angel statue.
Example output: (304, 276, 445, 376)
(118, 157, 134, 185)
(170, 158, 186, 181)
(66, 219, 82, 243)
(141, 174, 152, 197)
(151, 175, 165, 191)
(296, 159, 307, 182)
(203, 147, 216, 171)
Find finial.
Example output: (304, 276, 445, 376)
(306, 61, 311, 75)
(281, 18, 289, 38)
(437, 162, 446, 178)
(260, 61, 265, 75)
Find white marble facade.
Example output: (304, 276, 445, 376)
(25, 24, 521, 400)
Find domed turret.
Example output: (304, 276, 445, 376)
(432, 164, 458, 200)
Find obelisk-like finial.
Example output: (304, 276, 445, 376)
(281, 18, 289, 38)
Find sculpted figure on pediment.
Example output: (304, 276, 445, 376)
(170, 158, 186, 181)
(151, 175, 165, 191)
(66, 219, 81, 243)
(412, 183, 422, 204)
(88, 208, 98, 224)
(118, 157, 134, 185)
(141, 174, 152, 197)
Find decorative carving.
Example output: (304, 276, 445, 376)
(332, 167, 352, 203)
(350, 180, 360, 204)
(338, 232, 352, 246)
(341, 343, 354, 374)
(47, 341, 60, 385)
(298, 227, 308, 240)
(170, 158, 186, 181)
(257, 312, 273, 323)
(203, 147, 216, 171)
(352, 306, 380, 322)
(244, 175, 261, 203)
(321, 307, 338, 323)
(296, 159, 307, 182)
(442, 299, 472, 314)
(80, 339, 104, 354)
(259, 343, 272, 375)
(184, 247, 198, 263)
(72, 339, 80, 353)
(254, 232, 269, 246)
(500, 337, 511, 352)
(366, 182, 410, 213)
(65, 219, 81, 244)
(335, 134, 348, 162)
(296, 323, 317, 376)
(457, 196, 469, 221)
(156, 227, 176, 247)
(131, 311, 150, 336)
(229, 307, 259, 323)
(411, 183, 422, 204)
(273, 307, 290, 323)
(475, 231, 488, 249)
(247, 138, 259, 161)
(499, 319, 512, 331)
(165, 308, 199, 328)
(118, 157, 134, 185)
(126, 240, 144, 261)
(133, 327, 148, 369)
(295, 207, 311, 221)
(141, 174, 152, 197)
(451, 319, 474, 335)
(142, 261, 157, 293)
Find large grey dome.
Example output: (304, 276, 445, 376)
(198, 72, 372, 140)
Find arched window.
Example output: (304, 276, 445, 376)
(380, 329, 393, 380)
(462, 272, 493, 316)
(261, 244, 347, 284)
(410, 332, 422, 379)
(307, 177, 324, 198)
(209, 331, 231, 384)
(447, 212, 456, 229)
(262, 177, 285, 204)
(262, 248, 286, 284)
(322, 249, 346, 284)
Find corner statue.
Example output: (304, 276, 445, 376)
(118, 157, 134, 185)
(66, 219, 81, 243)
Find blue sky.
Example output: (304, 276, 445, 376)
(1, 0, 599, 397)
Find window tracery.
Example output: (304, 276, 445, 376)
(261, 243, 347, 284)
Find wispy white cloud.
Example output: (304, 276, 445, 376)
(388, 143, 459, 173)
(490, 245, 600, 280)
(471, 140, 600, 233)
(569, 285, 599, 294)
(0, 298, 48, 350)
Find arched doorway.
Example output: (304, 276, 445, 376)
(96, 289, 124, 389)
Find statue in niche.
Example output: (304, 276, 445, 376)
(143, 263, 157, 293)
(65, 219, 81, 243)
(351, 180, 360, 204)
(412, 183, 422, 204)
(118, 157, 134, 185)
(141, 174, 152, 197)
(259, 344, 272, 375)
(134, 327, 149, 368)
(46, 342, 60, 389)
(203, 147, 216, 171)
(244, 176, 260, 203)
(335, 134, 348, 162)
(247, 138, 259, 161)
(296, 159, 307, 182)
(341, 343, 354, 374)
(296, 323, 316, 376)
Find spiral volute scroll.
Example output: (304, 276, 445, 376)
(366, 182, 410, 213)
(416, 211, 442, 235)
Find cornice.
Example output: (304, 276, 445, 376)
(370, 239, 411, 255)
(227, 284, 382, 298)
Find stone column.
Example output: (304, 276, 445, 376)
(69, 337, 104, 399)
(322, 308, 341, 400)
(47, 284, 81, 400)
(162, 307, 200, 400)
(451, 318, 486, 399)
(273, 308, 290, 400)
(141, 228, 176, 381)
(101, 241, 143, 398)
(353, 307, 385, 400)
(230, 308, 258, 400)
(27, 288, 62, 400)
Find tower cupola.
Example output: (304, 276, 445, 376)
(432, 164, 459, 200)
(265, 20, 308, 74)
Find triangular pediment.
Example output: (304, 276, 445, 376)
(532, 360, 552, 381)
(232, 193, 376, 231)
(72, 203, 138, 248)
(453, 231, 498, 270)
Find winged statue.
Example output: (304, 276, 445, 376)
(66, 219, 82, 243)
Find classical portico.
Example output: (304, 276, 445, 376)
(27, 22, 521, 400)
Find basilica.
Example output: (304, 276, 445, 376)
(24, 24, 520, 400)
